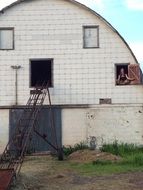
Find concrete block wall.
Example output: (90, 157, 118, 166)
(1, 105, 143, 153)
(62, 106, 143, 147)
(0, 0, 142, 106)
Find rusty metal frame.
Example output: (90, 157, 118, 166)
(0, 82, 61, 189)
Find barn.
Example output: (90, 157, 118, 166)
(0, 0, 143, 153)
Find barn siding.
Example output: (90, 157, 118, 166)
(0, 0, 142, 150)
(0, 110, 9, 153)
(0, 0, 142, 107)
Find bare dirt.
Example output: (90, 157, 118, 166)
(11, 153, 143, 190)
(68, 149, 121, 163)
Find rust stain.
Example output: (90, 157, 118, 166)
(0, 169, 15, 190)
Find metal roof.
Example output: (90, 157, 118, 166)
(0, 0, 138, 64)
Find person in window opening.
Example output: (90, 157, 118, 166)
(116, 68, 135, 85)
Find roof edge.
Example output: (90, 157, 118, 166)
(0, 0, 138, 64)
(68, 0, 138, 64)
(0, 0, 25, 13)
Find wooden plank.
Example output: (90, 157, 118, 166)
(128, 64, 141, 84)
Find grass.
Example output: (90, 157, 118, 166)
(65, 142, 143, 176)
(123, 152, 143, 166)
(100, 141, 143, 157)
(69, 162, 143, 176)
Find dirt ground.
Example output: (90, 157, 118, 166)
(11, 154, 143, 190)
(68, 149, 121, 163)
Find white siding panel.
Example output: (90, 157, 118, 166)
(0, 0, 141, 106)
(0, 110, 9, 153)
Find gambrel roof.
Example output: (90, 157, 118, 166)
(0, 0, 138, 63)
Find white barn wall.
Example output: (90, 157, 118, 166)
(0, 105, 143, 153)
(0, 0, 143, 150)
(0, 0, 142, 106)
(62, 106, 143, 146)
(62, 108, 87, 145)
(0, 110, 9, 153)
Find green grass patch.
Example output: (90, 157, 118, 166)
(122, 152, 143, 166)
(64, 142, 143, 176)
(100, 141, 143, 157)
(68, 161, 143, 176)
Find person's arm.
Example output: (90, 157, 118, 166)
(117, 75, 120, 81)
(116, 75, 120, 84)
(125, 74, 135, 81)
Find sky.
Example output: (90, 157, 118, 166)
(0, 0, 143, 66)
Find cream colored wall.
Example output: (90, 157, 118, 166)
(0, 105, 143, 153)
(62, 109, 87, 145)
(0, 110, 9, 153)
(62, 106, 143, 147)
(0, 0, 142, 106)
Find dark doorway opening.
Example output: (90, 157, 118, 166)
(30, 59, 53, 87)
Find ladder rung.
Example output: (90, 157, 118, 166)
(30, 90, 42, 94)
(0, 84, 49, 174)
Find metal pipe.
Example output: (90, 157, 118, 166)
(11, 65, 21, 105)
(15, 69, 18, 105)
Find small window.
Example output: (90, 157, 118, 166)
(0, 28, 14, 50)
(116, 64, 141, 85)
(30, 59, 53, 87)
(83, 26, 99, 48)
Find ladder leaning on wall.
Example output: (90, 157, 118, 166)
(0, 82, 63, 190)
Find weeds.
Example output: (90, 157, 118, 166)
(63, 141, 143, 175)
(122, 153, 143, 166)
(63, 142, 89, 156)
(100, 141, 143, 157)
(100, 141, 143, 167)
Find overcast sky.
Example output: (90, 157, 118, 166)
(0, 0, 143, 65)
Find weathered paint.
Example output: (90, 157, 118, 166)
(0, 105, 143, 153)
(0, 0, 142, 148)
(0, 110, 9, 153)
(9, 108, 62, 152)
(62, 106, 143, 147)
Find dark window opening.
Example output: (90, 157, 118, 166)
(116, 64, 128, 80)
(30, 59, 53, 87)
(115, 64, 141, 85)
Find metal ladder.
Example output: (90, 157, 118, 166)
(0, 82, 62, 190)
